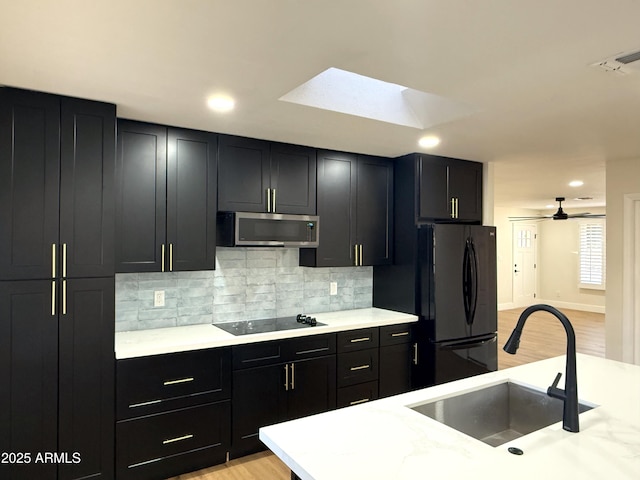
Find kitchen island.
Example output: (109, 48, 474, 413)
(260, 354, 640, 479)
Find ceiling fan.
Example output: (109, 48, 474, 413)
(509, 197, 606, 221)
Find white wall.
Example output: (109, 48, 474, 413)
(493, 206, 606, 313)
(605, 157, 640, 362)
(537, 211, 606, 313)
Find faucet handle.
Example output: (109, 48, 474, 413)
(547, 372, 565, 400)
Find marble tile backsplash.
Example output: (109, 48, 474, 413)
(115, 248, 372, 332)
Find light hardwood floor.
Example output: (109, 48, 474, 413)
(169, 307, 605, 480)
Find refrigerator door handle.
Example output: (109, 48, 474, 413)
(462, 239, 472, 325)
(438, 334, 497, 351)
(469, 239, 479, 325)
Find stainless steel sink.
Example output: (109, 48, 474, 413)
(408, 381, 596, 447)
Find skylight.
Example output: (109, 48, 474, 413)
(279, 68, 477, 129)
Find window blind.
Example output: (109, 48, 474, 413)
(579, 221, 605, 289)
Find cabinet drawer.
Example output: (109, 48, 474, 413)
(337, 328, 379, 352)
(117, 347, 231, 419)
(282, 333, 336, 359)
(232, 340, 284, 369)
(337, 349, 379, 387)
(337, 381, 379, 408)
(116, 400, 230, 480)
(379, 324, 413, 346)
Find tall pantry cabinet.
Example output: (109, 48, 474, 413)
(0, 88, 115, 480)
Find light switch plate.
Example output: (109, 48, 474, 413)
(330, 282, 338, 295)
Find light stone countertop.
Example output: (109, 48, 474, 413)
(115, 307, 418, 359)
(259, 354, 640, 480)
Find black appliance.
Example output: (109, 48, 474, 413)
(214, 314, 325, 336)
(217, 211, 319, 247)
(374, 224, 497, 386)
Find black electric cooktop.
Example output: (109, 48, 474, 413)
(214, 315, 326, 336)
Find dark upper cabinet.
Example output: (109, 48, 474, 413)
(217, 135, 316, 215)
(417, 154, 482, 222)
(300, 151, 392, 267)
(115, 120, 217, 272)
(0, 88, 115, 280)
(0, 278, 114, 480)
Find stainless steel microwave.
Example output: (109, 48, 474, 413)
(216, 212, 319, 247)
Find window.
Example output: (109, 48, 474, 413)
(579, 220, 605, 290)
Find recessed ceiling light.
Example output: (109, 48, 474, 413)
(569, 180, 584, 187)
(207, 95, 235, 112)
(418, 136, 441, 148)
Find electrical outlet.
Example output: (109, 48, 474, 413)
(154, 290, 165, 307)
(330, 282, 338, 296)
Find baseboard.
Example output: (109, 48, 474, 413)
(530, 299, 605, 314)
(498, 302, 517, 311)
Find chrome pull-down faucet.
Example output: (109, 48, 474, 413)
(503, 304, 579, 432)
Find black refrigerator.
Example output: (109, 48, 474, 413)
(373, 224, 497, 386)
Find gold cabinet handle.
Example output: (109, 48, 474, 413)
(354, 244, 359, 266)
(163, 377, 194, 386)
(450, 198, 456, 218)
(290, 362, 295, 390)
(161, 244, 165, 272)
(162, 434, 193, 445)
(62, 280, 67, 315)
(413, 342, 418, 365)
(169, 243, 174, 272)
(51, 281, 56, 316)
(359, 244, 363, 266)
(267, 188, 272, 212)
(272, 188, 276, 213)
(350, 398, 370, 406)
(350, 337, 370, 343)
(391, 332, 410, 337)
(52, 244, 56, 278)
(284, 364, 289, 391)
(62, 243, 67, 278)
(350, 364, 370, 371)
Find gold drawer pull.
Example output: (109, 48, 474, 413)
(350, 364, 370, 371)
(350, 337, 370, 343)
(391, 332, 409, 337)
(350, 398, 370, 406)
(163, 377, 194, 386)
(162, 434, 193, 445)
(129, 399, 162, 408)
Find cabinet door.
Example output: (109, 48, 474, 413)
(356, 155, 393, 265)
(60, 98, 116, 278)
(418, 155, 449, 220)
(58, 278, 114, 480)
(115, 121, 167, 272)
(379, 343, 414, 398)
(286, 355, 337, 421)
(300, 150, 356, 267)
(0, 280, 58, 480)
(270, 143, 316, 214)
(449, 159, 483, 222)
(217, 135, 270, 212)
(0, 89, 60, 280)
(231, 364, 286, 458)
(167, 128, 217, 271)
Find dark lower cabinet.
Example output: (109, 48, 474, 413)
(230, 336, 337, 459)
(0, 278, 114, 480)
(116, 401, 230, 480)
(115, 347, 232, 479)
(379, 324, 416, 398)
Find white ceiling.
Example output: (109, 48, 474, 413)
(2, 0, 640, 210)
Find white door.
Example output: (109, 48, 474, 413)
(512, 223, 537, 307)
